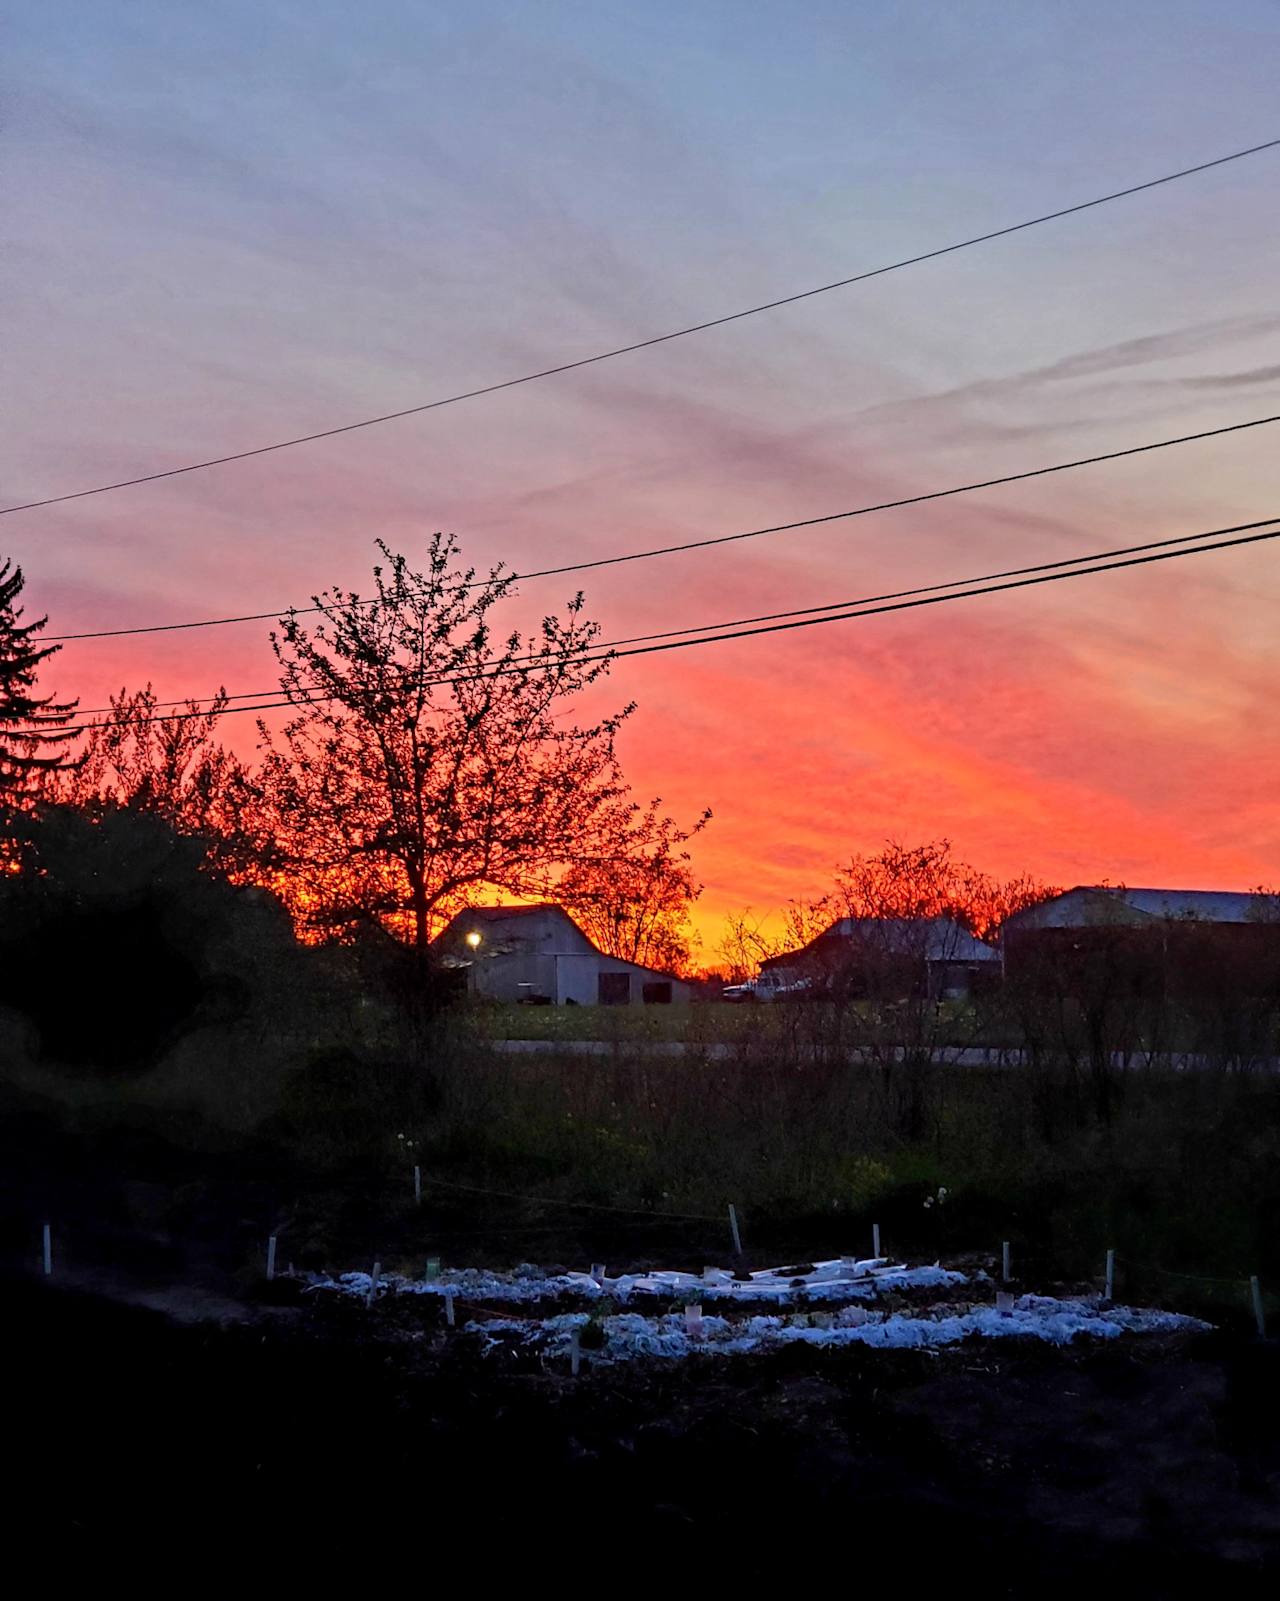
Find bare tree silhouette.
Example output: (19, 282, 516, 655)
(559, 798, 709, 972)
(256, 534, 691, 955)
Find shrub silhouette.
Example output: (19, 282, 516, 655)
(0, 805, 293, 1073)
(1, 901, 202, 1069)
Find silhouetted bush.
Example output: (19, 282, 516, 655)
(0, 805, 309, 1075)
(3, 901, 202, 1069)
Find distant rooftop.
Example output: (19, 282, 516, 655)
(452, 904, 561, 923)
(1007, 886, 1273, 929)
(762, 914, 998, 967)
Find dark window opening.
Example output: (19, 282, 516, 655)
(597, 972, 631, 1005)
(642, 981, 673, 1005)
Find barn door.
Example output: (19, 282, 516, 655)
(597, 972, 631, 1005)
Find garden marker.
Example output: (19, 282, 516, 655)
(414, 1165, 421, 1205)
(42, 1223, 51, 1277)
(1251, 1276, 1267, 1339)
(590, 1263, 606, 1286)
(569, 1328, 581, 1377)
(685, 1303, 703, 1339)
(265, 1235, 277, 1282)
(872, 1223, 881, 1259)
(996, 1292, 1014, 1317)
(728, 1204, 743, 1255)
(841, 1256, 857, 1278)
(366, 1262, 381, 1308)
(1002, 1241, 1012, 1283)
(424, 1257, 440, 1282)
(1104, 1249, 1115, 1302)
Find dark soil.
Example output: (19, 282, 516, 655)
(5, 1083, 1278, 1584)
(8, 1270, 1278, 1588)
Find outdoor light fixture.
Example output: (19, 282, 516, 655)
(465, 930, 483, 949)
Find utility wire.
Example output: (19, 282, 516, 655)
(69, 514, 1280, 717)
(7, 136, 1277, 520)
(44, 410, 1280, 644)
(67, 514, 1280, 732)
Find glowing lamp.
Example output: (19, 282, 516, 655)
(465, 930, 483, 950)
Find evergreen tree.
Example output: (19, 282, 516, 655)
(0, 560, 77, 802)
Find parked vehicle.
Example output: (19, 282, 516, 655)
(756, 968, 814, 1003)
(722, 972, 815, 1003)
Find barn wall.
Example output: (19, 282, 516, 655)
(553, 955, 691, 1005)
(555, 954, 608, 1005)
(469, 951, 558, 1002)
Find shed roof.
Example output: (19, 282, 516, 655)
(761, 915, 998, 969)
(1005, 886, 1271, 929)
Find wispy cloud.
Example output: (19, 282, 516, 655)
(1031, 314, 1280, 384)
(1175, 363, 1280, 391)
(844, 312, 1280, 439)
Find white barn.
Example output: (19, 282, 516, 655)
(432, 904, 693, 1006)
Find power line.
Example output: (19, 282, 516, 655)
(44, 409, 1280, 644)
(67, 513, 1280, 731)
(69, 514, 1280, 717)
(7, 136, 1278, 520)
(591, 522, 1280, 660)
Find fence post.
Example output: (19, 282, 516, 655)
(1002, 1241, 1012, 1283)
(266, 1235, 277, 1282)
(1104, 1248, 1115, 1302)
(414, 1165, 422, 1206)
(365, 1261, 381, 1309)
(42, 1223, 52, 1277)
(728, 1204, 743, 1256)
(1251, 1276, 1267, 1339)
(872, 1223, 881, 1259)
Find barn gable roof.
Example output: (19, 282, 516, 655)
(432, 903, 689, 985)
(453, 903, 562, 923)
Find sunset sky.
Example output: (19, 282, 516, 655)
(6, 1, 1280, 955)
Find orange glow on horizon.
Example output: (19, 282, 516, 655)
(9, 1, 1280, 979)
(116, 546, 1276, 974)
